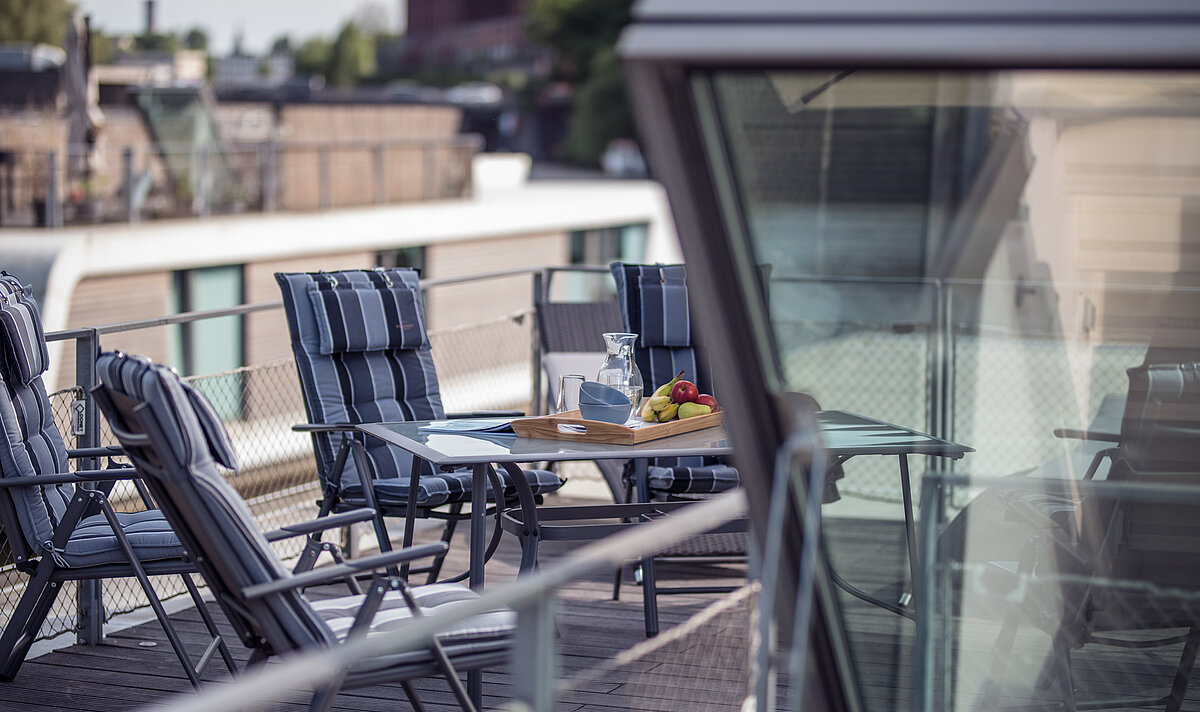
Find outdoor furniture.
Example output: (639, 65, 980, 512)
(980, 361, 1200, 712)
(609, 261, 748, 630)
(0, 273, 235, 686)
(275, 268, 564, 583)
(93, 350, 516, 712)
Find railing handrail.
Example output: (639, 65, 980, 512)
(44, 265, 613, 341)
(142, 489, 749, 712)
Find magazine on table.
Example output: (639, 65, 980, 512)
(418, 417, 516, 435)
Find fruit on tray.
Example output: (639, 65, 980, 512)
(640, 370, 685, 421)
(639, 371, 720, 423)
(670, 379, 699, 404)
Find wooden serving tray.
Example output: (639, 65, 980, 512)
(510, 408, 724, 444)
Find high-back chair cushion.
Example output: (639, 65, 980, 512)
(610, 262, 736, 496)
(96, 351, 515, 659)
(276, 269, 446, 493)
(0, 277, 193, 568)
(96, 352, 334, 649)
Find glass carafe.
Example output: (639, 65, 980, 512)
(596, 332, 644, 420)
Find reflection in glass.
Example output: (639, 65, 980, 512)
(704, 70, 1200, 711)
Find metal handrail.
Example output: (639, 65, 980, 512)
(140, 490, 749, 712)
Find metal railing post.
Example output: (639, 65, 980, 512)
(46, 151, 62, 228)
(373, 143, 386, 205)
(511, 597, 559, 711)
(123, 147, 138, 224)
(319, 146, 331, 210)
(74, 328, 104, 645)
(531, 271, 544, 414)
(260, 141, 278, 213)
(424, 141, 436, 199)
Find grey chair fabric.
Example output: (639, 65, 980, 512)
(95, 350, 513, 712)
(610, 262, 738, 498)
(979, 360, 1200, 712)
(0, 272, 234, 685)
(275, 268, 563, 581)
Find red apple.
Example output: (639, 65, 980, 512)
(670, 379, 699, 403)
(695, 394, 720, 412)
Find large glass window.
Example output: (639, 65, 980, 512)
(703, 70, 1200, 711)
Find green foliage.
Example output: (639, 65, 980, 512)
(327, 21, 375, 87)
(563, 47, 632, 165)
(89, 28, 115, 65)
(293, 36, 331, 76)
(135, 32, 179, 53)
(526, 0, 632, 82)
(184, 27, 208, 51)
(525, 0, 636, 166)
(0, 0, 73, 46)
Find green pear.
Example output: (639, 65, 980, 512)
(678, 402, 714, 419)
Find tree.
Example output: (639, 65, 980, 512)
(293, 36, 332, 77)
(184, 27, 208, 51)
(0, 0, 73, 46)
(326, 21, 375, 87)
(526, 0, 635, 166)
(269, 35, 291, 57)
(526, 0, 632, 83)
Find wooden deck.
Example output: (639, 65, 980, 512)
(4, 505, 1198, 711)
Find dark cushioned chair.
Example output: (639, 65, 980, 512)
(0, 272, 234, 686)
(609, 262, 748, 636)
(275, 268, 563, 582)
(94, 350, 513, 712)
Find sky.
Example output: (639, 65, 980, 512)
(73, 0, 403, 56)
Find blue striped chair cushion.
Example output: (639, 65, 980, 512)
(610, 262, 691, 348)
(60, 509, 184, 567)
(276, 269, 445, 488)
(0, 372, 74, 555)
(646, 464, 740, 495)
(341, 466, 564, 509)
(307, 277, 429, 354)
(0, 273, 50, 386)
(311, 582, 515, 647)
(97, 352, 239, 471)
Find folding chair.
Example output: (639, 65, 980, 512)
(0, 272, 235, 686)
(980, 361, 1200, 712)
(94, 350, 513, 712)
(275, 268, 563, 583)
(609, 262, 748, 636)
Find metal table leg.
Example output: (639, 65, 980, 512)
(898, 454, 919, 607)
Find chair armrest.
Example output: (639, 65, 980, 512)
(447, 411, 524, 418)
(0, 468, 142, 487)
(66, 445, 125, 459)
(292, 423, 359, 433)
(1053, 427, 1120, 443)
(243, 542, 449, 599)
(263, 508, 378, 542)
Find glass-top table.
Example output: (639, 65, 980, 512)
(356, 410, 970, 613)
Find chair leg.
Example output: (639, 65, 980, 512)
(425, 505, 460, 585)
(180, 573, 238, 676)
(0, 563, 64, 681)
(99, 498, 204, 687)
(1051, 633, 1078, 712)
(401, 681, 429, 712)
(1166, 625, 1200, 712)
(612, 565, 622, 601)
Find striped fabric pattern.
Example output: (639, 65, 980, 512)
(276, 269, 563, 507)
(610, 262, 740, 496)
(307, 277, 429, 354)
(97, 351, 514, 660)
(0, 274, 49, 387)
(610, 263, 691, 348)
